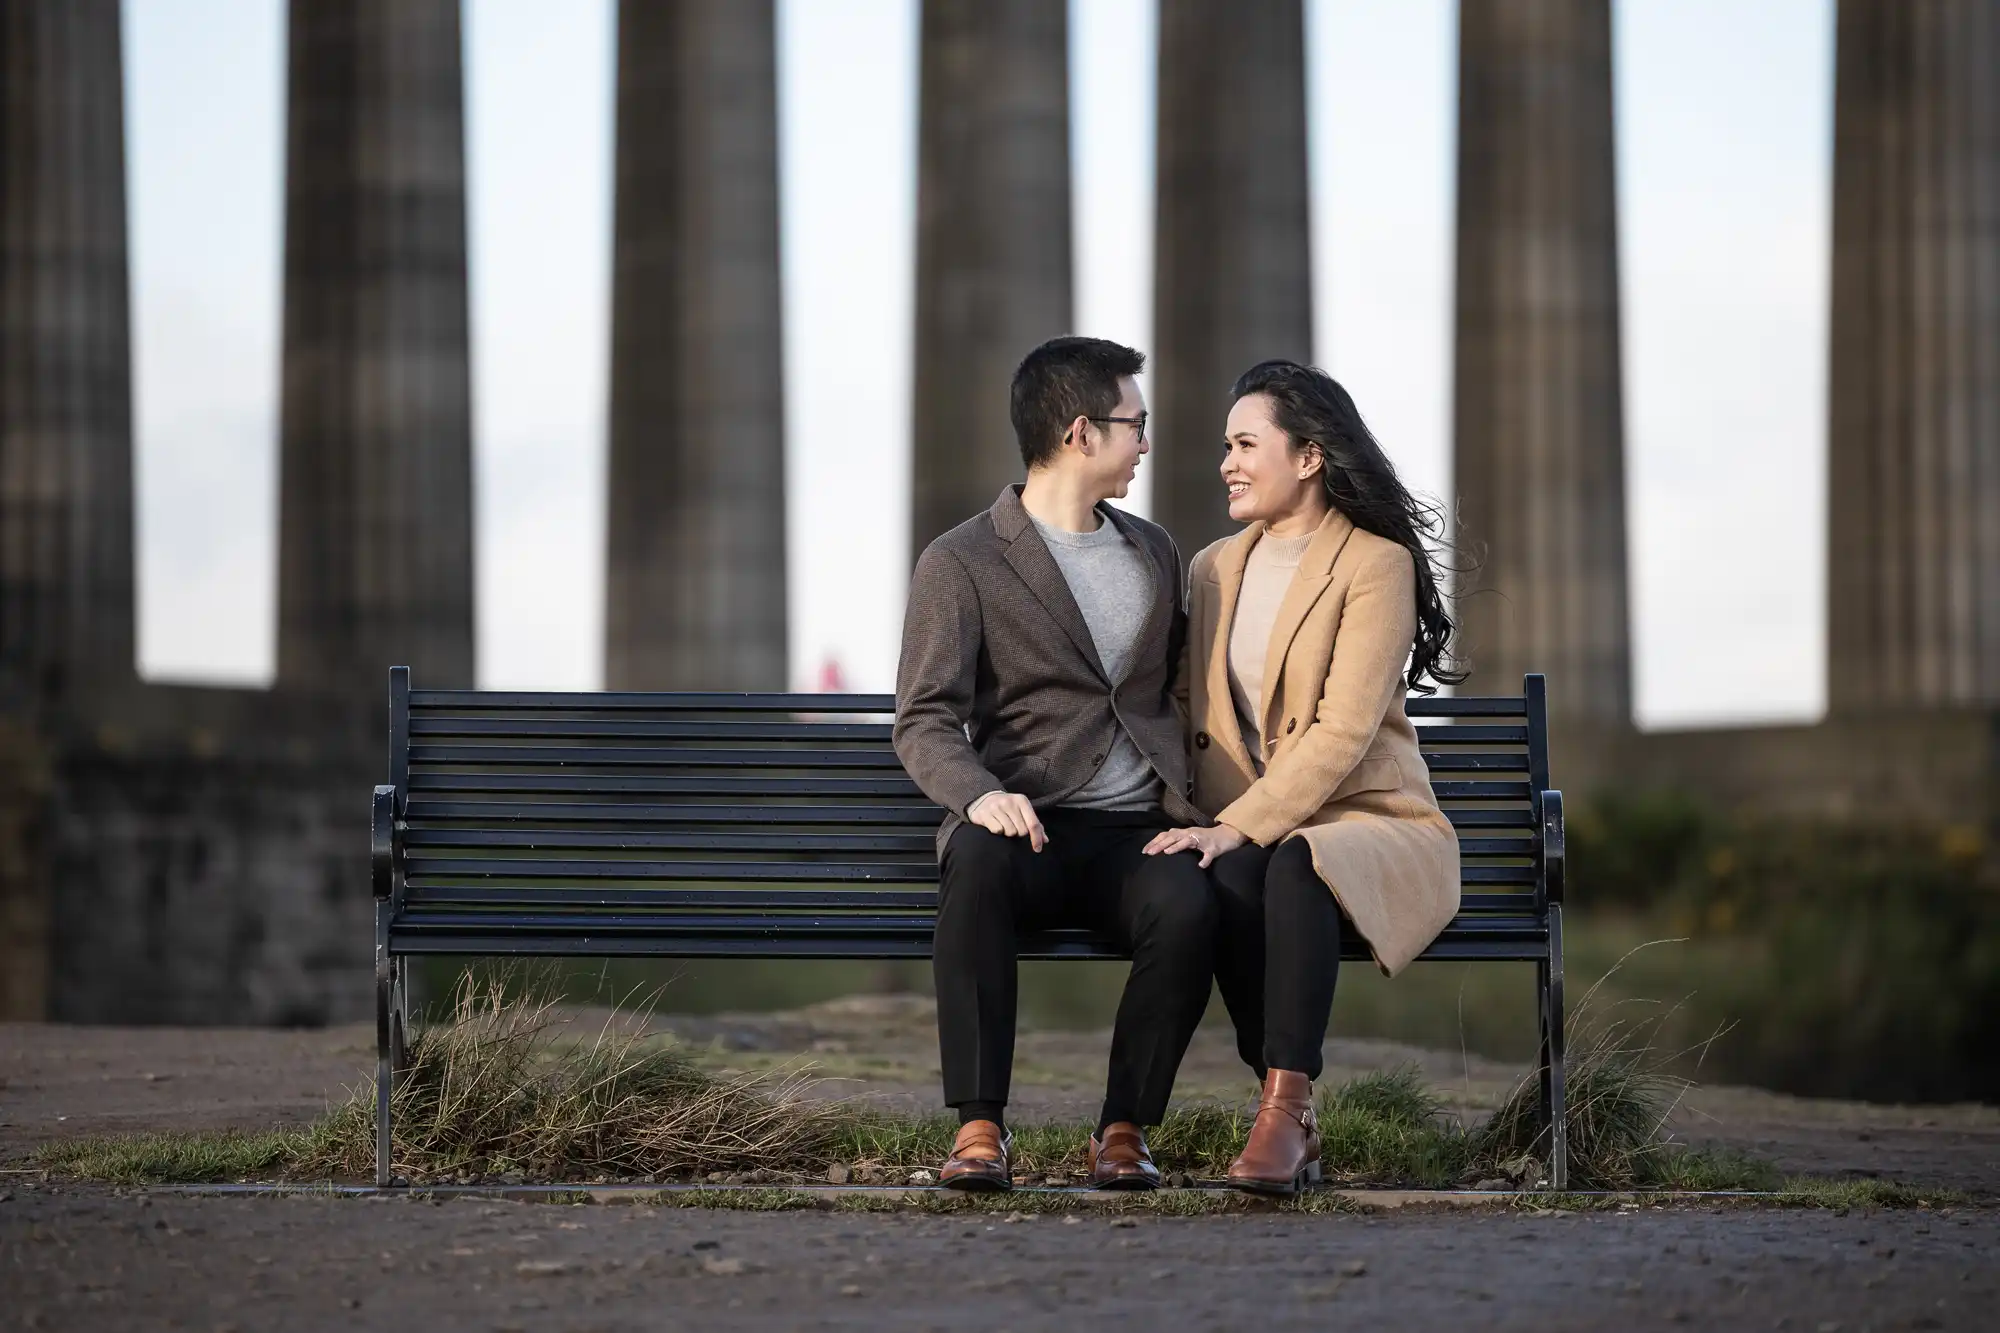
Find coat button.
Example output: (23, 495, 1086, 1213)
(1194, 732, 1210, 749)
(1286, 717, 1297, 734)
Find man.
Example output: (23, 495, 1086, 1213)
(894, 336, 1215, 1192)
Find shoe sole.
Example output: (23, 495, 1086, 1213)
(940, 1174, 1012, 1193)
(1089, 1174, 1159, 1192)
(1226, 1160, 1323, 1198)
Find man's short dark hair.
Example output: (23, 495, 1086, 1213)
(1009, 336, 1145, 470)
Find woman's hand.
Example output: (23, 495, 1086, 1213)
(1142, 822, 1247, 868)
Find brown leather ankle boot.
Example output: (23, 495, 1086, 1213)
(1226, 1069, 1322, 1196)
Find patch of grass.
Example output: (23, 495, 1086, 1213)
(1646, 1147, 1785, 1193)
(291, 967, 852, 1184)
(30, 971, 1932, 1205)
(1768, 1177, 1971, 1210)
(649, 1188, 822, 1212)
(1478, 954, 1732, 1190)
(1315, 1065, 1471, 1187)
(35, 1129, 306, 1185)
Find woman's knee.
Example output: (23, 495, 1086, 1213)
(1264, 840, 1343, 935)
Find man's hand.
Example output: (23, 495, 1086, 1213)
(1142, 822, 1246, 868)
(966, 791, 1048, 852)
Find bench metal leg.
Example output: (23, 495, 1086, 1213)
(390, 955, 411, 1074)
(1538, 903, 1568, 1189)
(374, 901, 394, 1189)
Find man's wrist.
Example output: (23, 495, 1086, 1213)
(966, 790, 1006, 817)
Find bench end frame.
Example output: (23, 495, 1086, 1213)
(377, 667, 413, 1189)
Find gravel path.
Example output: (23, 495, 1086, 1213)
(4, 1184, 1994, 1331)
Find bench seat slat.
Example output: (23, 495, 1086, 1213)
(413, 689, 1530, 720)
(1413, 752, 1530, 772)
(412, 772, 1529, 800)
(404, 800, 946, 825)
(400, 799, 1536, 831)
(1409, 724, 1529, 744)
(411, 718, 1526, 748)
(408, 774, 925, 795)
(412, 718, 895, 741)
(408, 861, 939, 883)
(1404, 696, 1526, 717)
(404, 828, 1532, 857)
(400, 884, 1539, 911)
(388, 933, 1551, 962)
(413, 690, 898, 712)
(391, 910, 1548, 940)
(410, 745, 910, 769)
(406, 886, 943, 909)
(1441, 808, 1536, 828)
(403, 829, 940, 853)
(409, 856, 1524, 888)
(1432, 780, 1530, 799)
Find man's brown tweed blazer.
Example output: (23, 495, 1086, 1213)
(894, 485, 1205, 857)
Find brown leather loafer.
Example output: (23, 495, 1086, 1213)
(1087, 1121, 1161, 1191)
(940, 1119, 1013, 1192)
(1227, 1069, 1323, 1196)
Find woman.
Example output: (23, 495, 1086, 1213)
(1144, 360, 1463, 1195)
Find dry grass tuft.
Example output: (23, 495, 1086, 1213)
(1478, 949, 1727, 1189)
(294, 968, 850, 1183)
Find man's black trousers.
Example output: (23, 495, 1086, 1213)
(932, 808, 1216, 1127)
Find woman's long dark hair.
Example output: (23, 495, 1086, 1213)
(1231, 360, 1466, 694)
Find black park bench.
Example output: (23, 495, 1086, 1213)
(370, 667, 1568, 1189)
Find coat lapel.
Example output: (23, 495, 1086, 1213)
(990, 486, 1109, 681)
(1204, 522, 1262, 771)
(1255, 509, 1356, 734)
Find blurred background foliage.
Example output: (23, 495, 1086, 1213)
(430, 793, 2000, 1106)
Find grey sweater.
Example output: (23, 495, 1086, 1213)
(1028, 513, 1164, 810)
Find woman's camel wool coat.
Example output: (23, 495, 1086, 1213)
(1181, 510, 1459, 976)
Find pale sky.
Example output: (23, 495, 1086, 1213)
(123, 0, 1833, 730)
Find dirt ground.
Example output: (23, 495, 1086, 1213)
(6, 995, 1998, 1193)
(3, 998, 1998, 1331)
(5, 1186, 1994, 1332)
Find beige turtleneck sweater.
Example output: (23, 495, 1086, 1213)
(1226, 528, 1316, 773)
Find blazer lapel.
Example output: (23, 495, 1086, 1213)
(991, 486, 1109, 681)
(1256, 510, 1357, 732)
(1204, 523, 1261, 771)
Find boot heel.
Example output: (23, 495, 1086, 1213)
(1300, 1159, 1322, 1187)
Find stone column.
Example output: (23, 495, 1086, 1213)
(1826, 0, 2000, 711)
(1452, 0, 1630, 728)
(910, 0, 1072, 559)
(605, 0, 787, 691)
(0, 0, 136, 700)
(276, 0, 475, 693)
(1151, 0, 1312, 555)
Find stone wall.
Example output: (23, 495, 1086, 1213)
(0, 711, 53, 1020)
(8, 682, 379, 1026)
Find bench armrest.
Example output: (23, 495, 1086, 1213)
(371, 784, 397, 901)
(1540, 788, 1565, 906)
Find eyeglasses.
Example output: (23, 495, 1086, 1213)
(1088, 414, 1149, 440)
